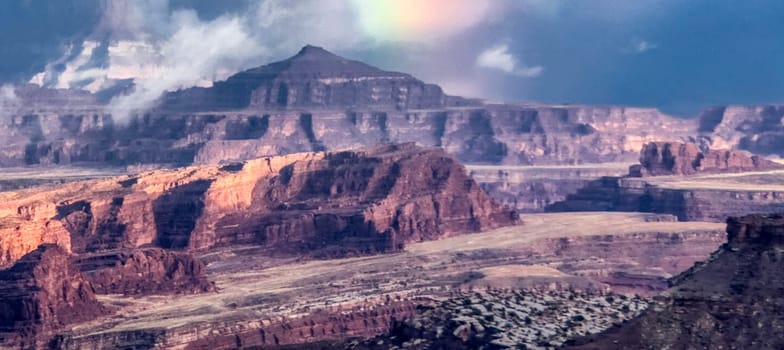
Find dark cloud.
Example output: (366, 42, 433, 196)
(0, 1, 102, 81)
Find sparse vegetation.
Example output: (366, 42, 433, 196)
(350, 289, 647, 349)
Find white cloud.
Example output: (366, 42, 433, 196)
(633, 39, 659, 53)
(108, 10, 265, 121)
(0, 84, 20, 108)
(29, 0, 366, 122)
(476, 44, 543, 78)
(53, 41, 103, 89)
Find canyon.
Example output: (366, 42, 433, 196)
(3, 46, 782, 226)
(1, 45, 783, 349)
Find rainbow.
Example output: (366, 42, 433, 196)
(351, 0, 491, 41)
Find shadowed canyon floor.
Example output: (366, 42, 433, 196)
(51, 212, 724, 349)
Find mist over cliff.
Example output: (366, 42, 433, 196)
(6, 1, 784, 115)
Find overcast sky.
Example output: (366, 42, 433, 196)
(1, 0, 783, 116)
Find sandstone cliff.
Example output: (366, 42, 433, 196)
(629, 141, 783, 176)
(1, 104, 695, 168)
(0, 244, 105, 349)
(567, 213, 784, 350)
(0, 143, 518, 267)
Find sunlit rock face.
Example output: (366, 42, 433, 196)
(0, 143, 518, 268)
(567, 214, 784, 350)
(0, 142, 517, 348)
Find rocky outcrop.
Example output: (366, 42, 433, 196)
(0, 199, 72, 269)
(0, 244, 105, 349)
(75, 248, 214, 295)
(0, 143, 518, 267)
(567, 214, 784, 350)
(182, 301, 418, 349)
(0, 246, 212, 347)
(162, 45, 470, 111)
(629, 141, 783, 177)
(0, 105, 695, 168)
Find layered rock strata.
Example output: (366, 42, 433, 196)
(53, 300, 420, 350)
(567, 214, 784, 350)
(161, 45, 469, 111)
(629, 141, 783, 177)
(0, 143, 518, 267)
(4, 47, 784, 170)
(0, 104, 695, 168)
